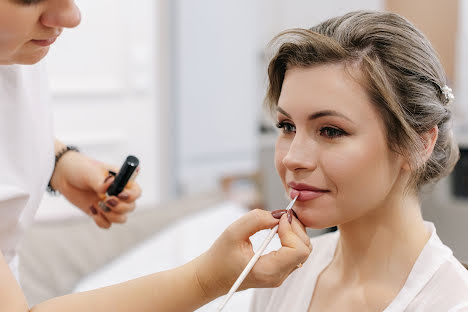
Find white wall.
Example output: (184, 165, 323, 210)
(173, 0, 262, 194)
(258, 0, 383, 42)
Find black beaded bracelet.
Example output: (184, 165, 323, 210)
(47, 145, 80, 195)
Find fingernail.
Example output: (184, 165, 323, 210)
(90, 205, 97, 215)
(106, 198, 118, 207)
(271, 209, 287, 219)
(287, 210, 292, 224)
(118, 192, 129, 200)
(104, 175, 114, 183)
(98, 201, 110, 212)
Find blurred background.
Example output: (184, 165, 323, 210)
(18, 0, 467, 310)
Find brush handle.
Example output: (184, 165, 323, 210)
(217, 225, 279, 311)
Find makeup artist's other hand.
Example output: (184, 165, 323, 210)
(195, 209, 312, 299)
(49, 151, 142, 229)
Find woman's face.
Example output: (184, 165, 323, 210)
(275, 64, 406, 229)
(0, 0, 81, 65)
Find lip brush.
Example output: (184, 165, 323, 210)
(217, 195, 298, 311)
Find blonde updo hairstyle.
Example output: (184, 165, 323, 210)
(266, 10, 459, 192)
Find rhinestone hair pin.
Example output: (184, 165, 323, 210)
(441, 85, 455, 105)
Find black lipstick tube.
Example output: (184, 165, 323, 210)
(106, 155, 140, 196)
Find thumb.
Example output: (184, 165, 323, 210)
(226, 209, 279, 242)
(89, 169, 115, 195)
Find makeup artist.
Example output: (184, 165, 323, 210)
(0, 1, 312, 311)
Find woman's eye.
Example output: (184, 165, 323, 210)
(276, 121, 296, 134)
(320, 126, 347, 138)
(18, 0, 43, 5)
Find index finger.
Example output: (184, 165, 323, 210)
(225, 209, 279, 242)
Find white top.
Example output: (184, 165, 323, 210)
(251, 222, 468, 312)
(0, 63, 54, 278)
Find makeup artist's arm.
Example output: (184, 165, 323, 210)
(0, 209, 310, 312)
(0, 253, 29, 311)
(50, 140, 142, 228)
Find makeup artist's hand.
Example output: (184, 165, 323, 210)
(49, 149, 142, 229)
(195, 209, 312, 299)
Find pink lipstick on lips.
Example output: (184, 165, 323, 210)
(288, 182, 329, 201)
(31, 37, 58, 47)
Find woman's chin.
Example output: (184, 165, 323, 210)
(294, 209, 337, 229)
(13, 48, 49, 65)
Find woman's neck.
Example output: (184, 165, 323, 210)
(333, 192, 430, 285)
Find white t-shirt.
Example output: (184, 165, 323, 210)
(0, 63, 54, 279)
(251, 222, 468, 312)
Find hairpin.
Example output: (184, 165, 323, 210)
(441, 85, 455, 105)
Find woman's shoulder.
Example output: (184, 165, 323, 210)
(409, 254, 468, 310)
(434, 256, 468, 292)
(426, 223, 468, 290)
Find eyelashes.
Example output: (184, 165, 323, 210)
(276, 121, 347, 138)
(319, 127, 347, 138)
(276, 121, 296, 134)
(19, 0, 43, 5)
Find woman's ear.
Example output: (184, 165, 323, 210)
(401, 125, 438, 172)
(420, 125, 438, 162)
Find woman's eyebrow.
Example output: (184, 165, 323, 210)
(277, 106, 291, 118)
(308, 110, 353, 123)
(277, 106, 353, 123)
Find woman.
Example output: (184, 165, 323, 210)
(0, 0, 141, 278)
(251, 10, 468, 312)
(0, 0, 312, 311)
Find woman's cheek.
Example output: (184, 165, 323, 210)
(328, 141, 388, 216)
(323, 142, 375, 207)
(323, 148, 358, 182)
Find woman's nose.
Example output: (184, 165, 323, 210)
(282, 136, 317, 172)
(40, 0, 81, 29)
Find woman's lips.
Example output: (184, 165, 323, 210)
(31, 37, 57, 47)
(288, 183, 329, 201)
